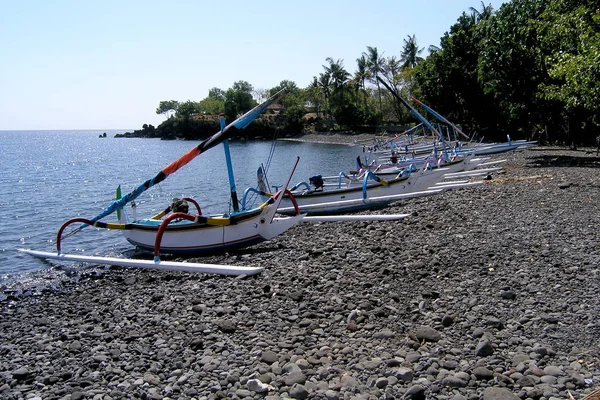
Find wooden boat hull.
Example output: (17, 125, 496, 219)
(121, 204, 304, 255)
(279, 167, 445, 215)
(368, 154, 485, 177)
(465, 141, 537, 155)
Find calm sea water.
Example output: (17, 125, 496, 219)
(0, 130, 363, 282)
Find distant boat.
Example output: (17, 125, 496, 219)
(244, 165, 448, 216)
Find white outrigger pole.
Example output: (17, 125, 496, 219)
(18, 249, 264, 276)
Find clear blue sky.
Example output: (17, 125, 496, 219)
(0, 0, 507, 130)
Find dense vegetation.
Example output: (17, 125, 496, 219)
(125, 0, 599, 147)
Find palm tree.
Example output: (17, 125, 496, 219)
(382, 56, 406, 121)
(363, 46, 385, 115)
(385, 56, 402, 85)
(469, 1, 494, 23)
(400, 34, 424, 69)
(353, 55, 371, 110)
(306, 76, 323, 120)
(318, 72, 332, 117)
(323, 57, 350, 105)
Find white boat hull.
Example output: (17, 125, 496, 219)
(122, 204, 304, 255)
(463, 141, 537, 155)
(279, 168, 446, 215)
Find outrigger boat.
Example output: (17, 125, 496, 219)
(359, 79, 529, 177)
(410, 97, 537, 155)
(360, 82, 536, 163)
(21, 90, 304, 276)
(356, 148, 507, 180)
(459, 138, 537, 155)
(243, 162, 456, 216)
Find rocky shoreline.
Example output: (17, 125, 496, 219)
(1, 145, 600, 400)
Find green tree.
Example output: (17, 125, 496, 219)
(322, 58, 350, 109)
(415, 10, 495, 135)
(198, 97, 224, 115)
(224, 80, 257, 122)
(385, 56, 401, 82)
(353, 55, 371, 110)
(269, 80, 305, 132)
(208, 87, 226, 101)
(428, 44, 441, 54)
(155, 100, 179, 119)
(538, 0, 600, 144)
(363, 46, 385, 116)
(412, 0, 598, 144)
(400, 35, 424, 69)
(469, 1, 494, 23)
(174, 100, 202, 140)
(318, 72, 332, 119)
(478, 0, 548, 136)
(305, 76, 325, 121)
(269, 80, 299, 95)
(176, 100, 200, 119)
(384, 61, 415, 124)
(377, 56, 407, 123)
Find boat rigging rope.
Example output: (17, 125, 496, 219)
(244, 98, 286, 209)
(264, 98, 286, 177)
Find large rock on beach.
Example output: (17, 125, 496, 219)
(1, 145, 600, 399)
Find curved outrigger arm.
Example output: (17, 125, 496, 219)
(55, 212, 232, 254)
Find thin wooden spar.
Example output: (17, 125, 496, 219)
(411, 97, 470, 140)
(85, 89, 285, 225)
(376, 77, 443, 139)
(220, 114, 240, 213)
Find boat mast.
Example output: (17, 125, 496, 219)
(220, 114, 240, 213)
(411, 97, 469, 140)
(376, 77, 442, 139)
(376, 76, 449, 160)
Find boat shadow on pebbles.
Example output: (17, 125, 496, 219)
(526, 151, 600, 168)
(1, 147, 600, 400)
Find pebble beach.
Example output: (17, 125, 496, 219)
(1, 138, 600, 400)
